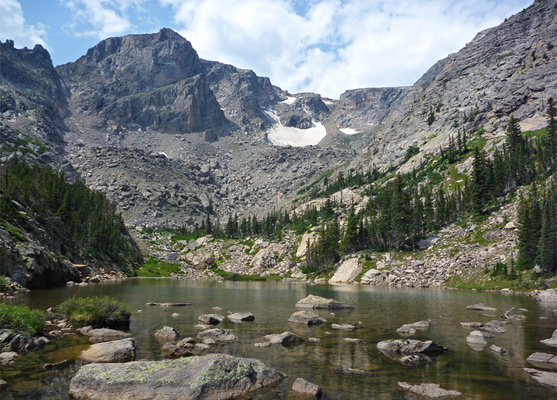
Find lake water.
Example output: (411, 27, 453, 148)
(1, 279, 556, 399)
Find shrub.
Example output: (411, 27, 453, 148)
(56, 295, 130, 328)
(0, 275, 9, 291)
(0, 304, 45, 335)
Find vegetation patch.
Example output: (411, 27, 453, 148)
(0, 304, 45, 335)
(211, 268, 267, 281)
(56, 295, 131, 328)
(136, 257, 182, 277)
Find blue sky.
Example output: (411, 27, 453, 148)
(2, 0, 533, 98)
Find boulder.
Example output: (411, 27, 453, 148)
(328, 258, 362, 284)
(377, 339, 447, 356)
(523, 368, 557, 391)
(288, 311, 326, 326)
(396, 326, 416, 336)
(489, 345, 506, 354)
(397, 320, 430, 335)
(292, 378, 322, 398)
(227, 312, 255, 322)
(295, 295, 354, 310)
(162, 342, 193, 358)
(85, 328, 131, 343)
(0, 351, 19, 365)
(359, 269, 381, 285)
(296, 233, 317, 258)
(155, 326, 180, 342)
(536, 289, 557, 303)
(331, 324, 355, 331)
(80, 338, 136, 363)
(264, 332, 304, 346)
(481, 320, 506, 334)
(198, 314, 225, 325)
(541, 329, 557, 348)
(196, 328, 237, 342)
(69, 354, 285, 400)
(398, 382, 462, 398)
(466, 330, 489, 347)
(460, 322, 483, 328)
(465, 303, 496, 311)
(527, 352, 557, 366)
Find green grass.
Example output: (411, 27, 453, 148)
(135, 257, 182, 277)
(211, 268, 267, 281)
(523, 127, 548, 139)
(55, 295, 131, 328)
(0, 304, 45, 335)
(0, 220, 27, 243)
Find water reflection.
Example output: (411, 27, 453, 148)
(1, 279, 556, 399)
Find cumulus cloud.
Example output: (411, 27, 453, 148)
(159, 0, 531, 98)
(62, 0, 147, 39)
(0, 0, 47, 49)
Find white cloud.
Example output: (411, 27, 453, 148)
(159, 0, 531, 98)
(0, 0, 47, 49)
(62, 0, 147, 39)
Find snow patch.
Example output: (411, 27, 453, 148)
(281, 96, 297, 105)
(340, 128, 360, 135)
(323, 100, 334, 105)
(264, 109, 326, 147)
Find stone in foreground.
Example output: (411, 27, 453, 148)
(377, 339, 447, 356)
(523, 368, 557, 391)
(264, 332, 304, 346)
(227, 312, 255, 322)
(295, 295, 354, 310)
(69, 353, 285, 400)
(540, 329, 557, 348)
(80, 338, 136, 363)
(288, 311, 326, 326)
(398, 382, 462, 398)
(292, 377, 322, 398)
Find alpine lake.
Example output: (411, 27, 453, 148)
(1, 278, 556, 399)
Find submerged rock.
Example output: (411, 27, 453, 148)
(80, 338, 136, 363)
(227, 312, 255, 322)
(196, 328, 237, 342)
(377, 339, 447, 357)
(288, 311, 326, 326)
(295, 295, 354, 310)
(292, 378, 322, 398)
(69, 353, 285, 399)
(398, 382, 462, 398)
(523, 368, 557, 391)
(331, 324, 355, 331)
(465, 303, 496, 312)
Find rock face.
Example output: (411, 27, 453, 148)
(80, 338, 136, 363)
(295, 295, 354, 310)
(377, 339, 447, 356)
(523, 368, 557, 391)
(69, 353, 285, 400)
(397, 382, 462, 398)
(288, 311, 326, 326)
(328, 258, 362, 284)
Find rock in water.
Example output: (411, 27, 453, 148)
(331, 324, 356, 331)
(80, 338, 136, 363)
(377, 339, 447, 356)
(398, 382, 462, 398)
(292, 378, 322, 398)
(465, 303, 497, 312)
(295, 295, 354, 310)
(526, 352, 557, 366)
(69, 353, 285, 399)
(523, 368, 557, 391)
(197, 314, 225, 325)
(540, 329, 557, 348)
(227, 312, 255, 322)
(196, 328, 237, 342)
(288, 311, 327, 326)
(264, 332, 304, 346)
(155, 326, 180, 342)
(85, 328, 131, 343)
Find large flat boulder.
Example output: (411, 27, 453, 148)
(541, 329, 557, 348)
(227, 312, 255, 322)
(80, 338, 136, 363)
(398, 382, 462, 398)
(377, 339, 447, 356)
(295, 295, 354, 310)
(69, 353, 285, 400)
(85, 328, 131, 343)
(288, 311, 326, 326)
(523, 368, 557, 391)
(328, 258, 362, 284)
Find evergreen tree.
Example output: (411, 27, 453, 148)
(537, 186, 557, 273)
(342, 203, 359, 252)
(471, 147, 490, 214)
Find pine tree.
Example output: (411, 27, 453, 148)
(537, 186, 557, 273)
(545, 97, 557, 168)
(471, 147, 490, 214)
(342, 203, 359, 252)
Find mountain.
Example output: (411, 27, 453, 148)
(1, 0, 556, 288)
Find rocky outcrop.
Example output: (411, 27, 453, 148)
(69, 353, 285, 399)
(328, 257, 362, 284)
(80, 338, 136, 363)
(295, 295, 354, 310)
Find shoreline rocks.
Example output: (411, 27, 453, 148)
(69, 353, 285, 399)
